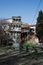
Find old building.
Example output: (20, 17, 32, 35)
(0, 16, 30, 49)
(9, 16, 22, 49)
(30, 25, 36, 34)
(1, 16, 22, 49)
(21, 23, 30, 42)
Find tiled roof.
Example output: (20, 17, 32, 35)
(22, 23, 29, 27)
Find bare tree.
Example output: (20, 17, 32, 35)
(0, 26, 10, 46)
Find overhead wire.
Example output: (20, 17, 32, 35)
(32, 0, 41, 24)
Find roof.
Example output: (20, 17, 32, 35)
(30, 24, 36, 27)
(12, 16, 21, 19)
(22, 23, 29, 28)
(0, 16, 21, 24)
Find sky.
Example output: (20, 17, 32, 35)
(0, 0, 43, 25)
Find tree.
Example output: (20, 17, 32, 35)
(0, 26, 10, 46)
(36, 10, 43, 42)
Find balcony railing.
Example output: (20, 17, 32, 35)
(22, 30, 29, 33)
(10, 27, 21, 31)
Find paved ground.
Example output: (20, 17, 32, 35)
(0, 46, 43, 65)
(0, 55, 43, 65)
(0, 51, 43, 65)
